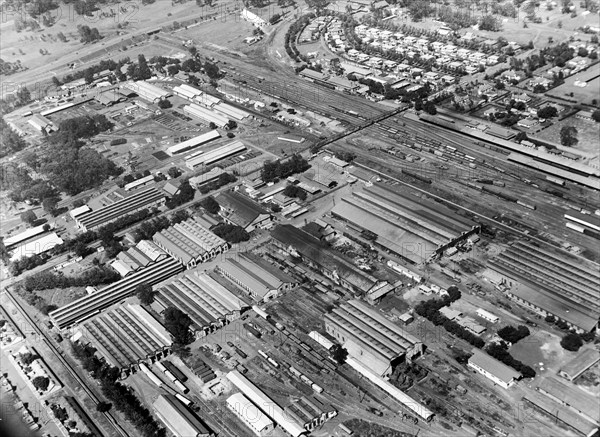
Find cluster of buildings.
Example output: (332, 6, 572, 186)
(486, 241, 600, 333)
(349, 25, 507, 73)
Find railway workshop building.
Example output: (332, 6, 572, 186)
(49, 257, 184, 329)
(76, 304, 171, 378)
(152, 271, 247, 338)
(324, 299, 424, 377)
(536, 377, 600, 425)
(226, 370, 307, 437)
(152, 216, 229, 269)
(468, 349, 522, 389)
(73, 187, 165, 232)
(330, 184, 479, 264)
(215, 253, 297, 302)
(153, 394, 213, 437)
(226, 392, 274, 436)
(284, 397, 337, 432)
(216, 191, 273, 232)
(558, 349, 600, 382)
(486, 241, 600, 333)
(272, 224, 389, 295)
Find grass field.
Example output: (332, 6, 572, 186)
(536, 114, 600, 152)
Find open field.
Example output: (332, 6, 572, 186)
(536, 114, 600, 152)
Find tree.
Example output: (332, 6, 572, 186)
(135, 283, 155, 305)
(157, 99, 172, 109)
(497, 325, 530, 344)
(269, 13, 282, 24)
(42, 197, 59, 215)
(20, 210, 37, 225)
(167, 167, 182, 178)
(96, 402, 112, 413)
(32, 376, 50, 392)
(163, 307, 194, 345)
(537, 106, 558, 119)
(331, 345, 348, 364)
(560, 126, 578, 147)
(515, 132, 528, 142)
(211, 223, 249, 243)
(199, 196, 220, 214)
(20, 352, 39, 365)
(560, 333, 583, 351)
(591, 109, 600, 122)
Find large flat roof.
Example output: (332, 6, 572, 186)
(227, 392, 274, 431)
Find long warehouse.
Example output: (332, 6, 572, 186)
(331, 183, 479, 264)
(226, 370, 307, 437)
(152, 216, 229, 268)
(185, 141, 246, 170)
(77, 304, 171, 377)
(214, 102, 250, 120)
(184, 103, 230, 128)
(153, 271, 247, 338)
(226, 392, 274, 436)
(123, 81, 171, 102)
(74, 187, 165, 232)
(487, 241, 600, 332)
(153, 394, 213, 437)
(324, 299, 424, 377)
(166, 130, 221, 156)
(50, 257, 184, 329)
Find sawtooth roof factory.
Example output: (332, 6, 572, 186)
(152, 271, 247, 338)
(331, 183, 479, 264)
(324, 299, 424, 377)
(152, 216, 229, 269)
(486, 241, 600, 333)
(75, 304, 171, 378)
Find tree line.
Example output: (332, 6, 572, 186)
(261, 154, 310, 183)
(23, 265, 120, 292)
(71, 342, 166, 437)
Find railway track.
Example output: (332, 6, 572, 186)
(3, 289, 130, 437)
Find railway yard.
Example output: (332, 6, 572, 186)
(2, 2, 600, 437)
